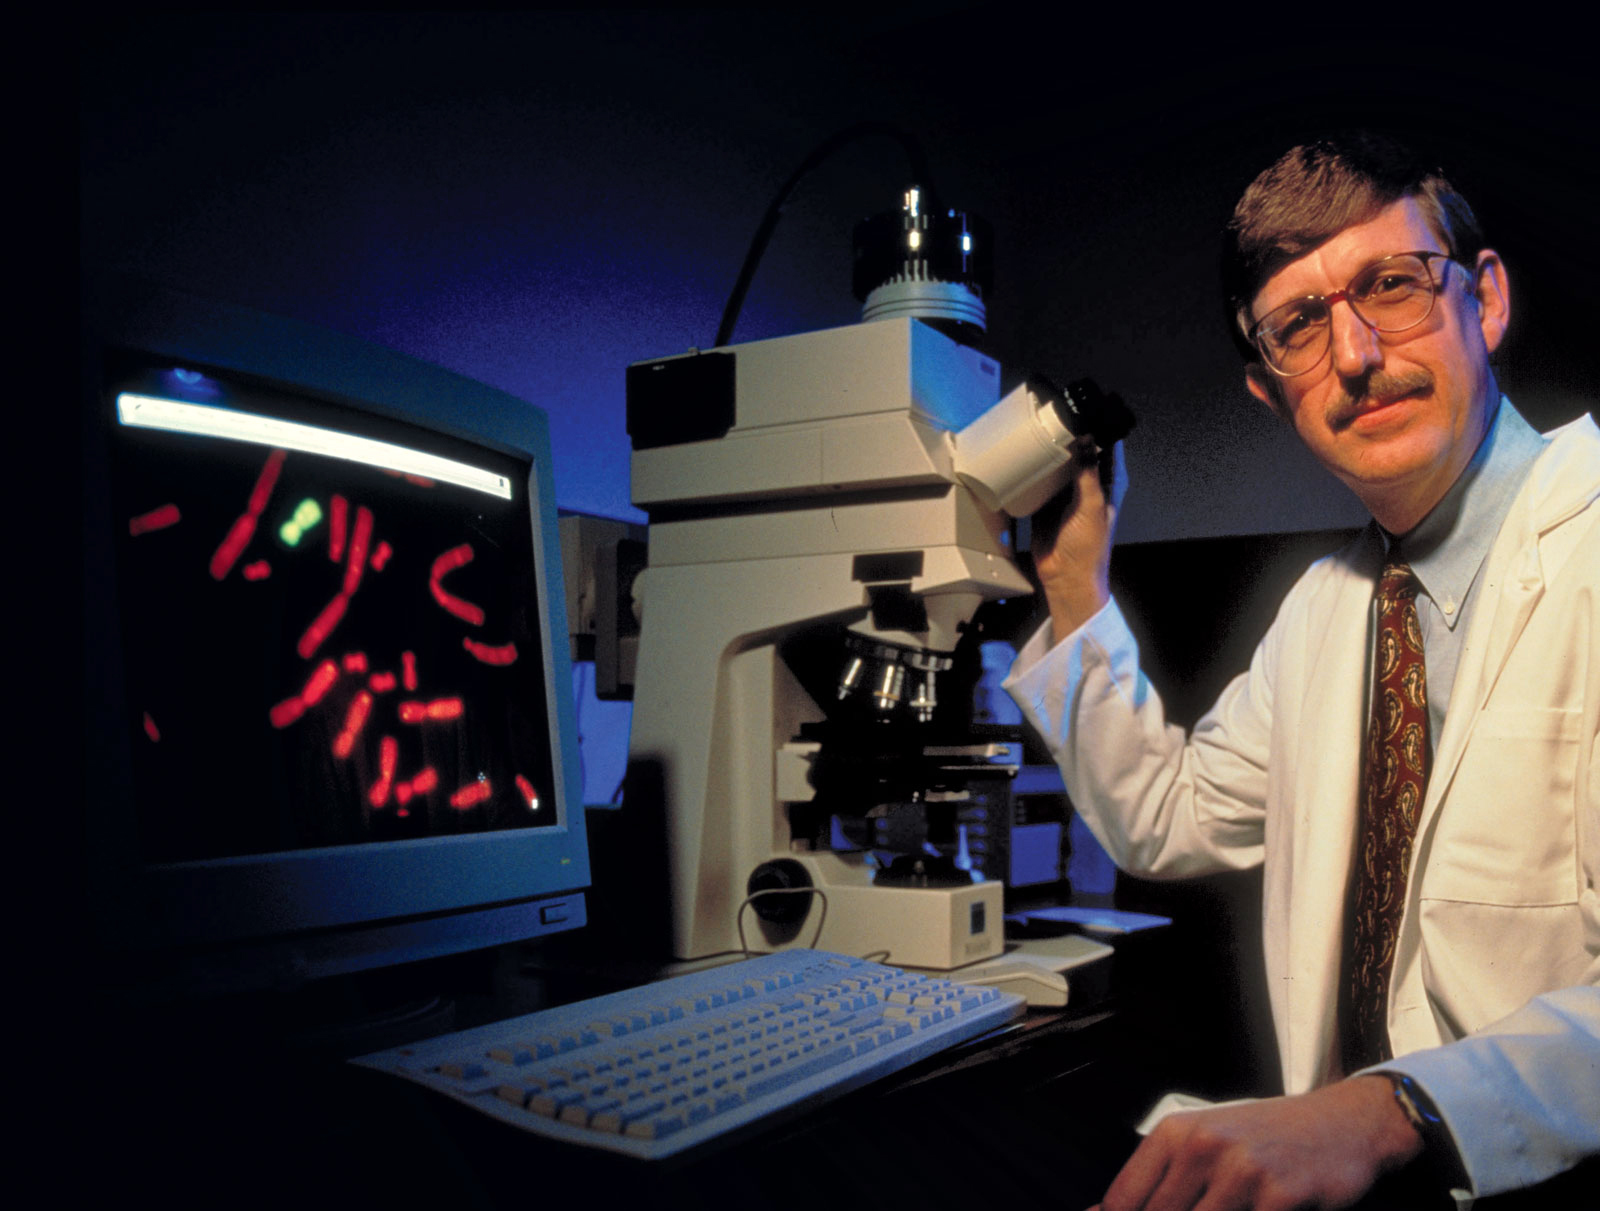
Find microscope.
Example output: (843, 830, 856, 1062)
(623, 188, 1131, 969)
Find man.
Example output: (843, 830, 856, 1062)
(1006, 132, 1599, 1209)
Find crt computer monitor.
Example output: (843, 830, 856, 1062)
(81, 276, 590, 1002)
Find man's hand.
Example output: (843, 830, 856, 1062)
(1089, 1076, 1424, 1211)
(1031, 439, 1125, 643)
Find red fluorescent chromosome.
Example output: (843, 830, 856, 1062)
(301, 660, 340, 707)
(210, 449, 286, 580)
(370, 541, 393, 571)
(402, 651, 418, 692)
(328, 494, 348, 563)
(392, 768, 441, 806)
(209, 514, 257, 581)
(242, 560, 271, 581)
(248, 449, 287, 517)
(369, 671, 397, 693)
(463, 637, 518, 666)
(294, 503, 372, 660)
(450, 779, 492, 810)
(129, 503, 180, 536)
(342, 506, 374, 596)
(516, 774, 539, 811)
(397, 697, 462, 724)
(369, 735, 399, 807)
(143, 712, 161, 743)
(342, 651, 368, 674)
(405, 474, 435, 488)
(296, 592, 349, 660)
(429, 543, 484, 626)
(431, 543, 474, 578)
(332, 690, 373, 759)
(431, 586, 484, 626)
(270, 695, 306, 729)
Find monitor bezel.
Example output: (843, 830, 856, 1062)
(81, 275, 590, 989)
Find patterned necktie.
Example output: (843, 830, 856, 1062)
(1340, 558, 1430, 1072)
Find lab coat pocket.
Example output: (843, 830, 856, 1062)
(1421, 706, 1581, 907)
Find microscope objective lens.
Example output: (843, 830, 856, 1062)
(837, 655, 866, 700)
(872, 662, 906, 711)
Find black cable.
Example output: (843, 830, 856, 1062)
(713, 122, 933, 348)
(735, 887, 829, 958)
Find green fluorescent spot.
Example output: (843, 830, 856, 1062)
(279, 498, 322, 547)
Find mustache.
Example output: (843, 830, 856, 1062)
(1326, 369, 1434, 429)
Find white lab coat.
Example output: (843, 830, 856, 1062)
(1005, 415, 1600, 1197)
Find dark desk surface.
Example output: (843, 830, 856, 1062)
(88, 947, 1141, 1210)
(82, 942, 1592, 1211)
(342, 1005, 1140, 1211)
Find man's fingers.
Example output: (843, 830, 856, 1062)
(1028, 486, 1072, 557)
(1099, 1132, 1173, 1211)
(1028, 440, 1118, 561)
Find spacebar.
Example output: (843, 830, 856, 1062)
(742, 1047, 854, 1101)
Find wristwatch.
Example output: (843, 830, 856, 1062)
(1382, 1071, 1468, 1189)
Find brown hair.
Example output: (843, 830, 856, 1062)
(1222, 132, 1484, 361)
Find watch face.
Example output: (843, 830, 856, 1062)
(1389, 1074, 1466, 1188)
(1394, 1075, 1440, 1125)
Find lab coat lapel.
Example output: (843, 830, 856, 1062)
(1432, 416, 1600, 795)
(1425, 508, 1544, 818)
(1283, 533, 1378, 1093)
(1386, 497, 1542, 1053)
(1391, 418, 1598, 1055)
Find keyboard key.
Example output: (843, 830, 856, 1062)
(528, 1087, 585, 1117)
(626, 1110, 685, 1140)
(742, 1043, 852, 1099)
(496, 1081, 541, 1106)
(594, 1096, 666, 1134)
(486, 1045, 534, 1066)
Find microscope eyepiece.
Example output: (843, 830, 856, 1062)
(1050, 376, 1136, 451)
(952, 375, 1135, 518)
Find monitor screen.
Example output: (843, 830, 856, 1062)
(113, 375, 559, 862)
(81, 277, 590, 997)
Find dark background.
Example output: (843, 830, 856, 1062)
(79, 12, 1599, 538)
(79, 11, 1600, 809)
(77, 10, 1598, 1106)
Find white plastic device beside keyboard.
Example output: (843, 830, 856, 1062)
(352, 949, 1026, 1159)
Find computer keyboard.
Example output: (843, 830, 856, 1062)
(352, 949, 1026, 1159)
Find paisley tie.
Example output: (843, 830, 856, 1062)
(1340, 559, 1429, 1072)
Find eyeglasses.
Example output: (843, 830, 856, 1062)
(1247, 251, 1458, 378)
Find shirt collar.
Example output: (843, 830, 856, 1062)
(1384, 396, 1546, 628)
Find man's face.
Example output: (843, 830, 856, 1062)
(1243, 197, 1510, 532)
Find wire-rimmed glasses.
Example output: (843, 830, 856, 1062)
(1247, 251, 1458, 378)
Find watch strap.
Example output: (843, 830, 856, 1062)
(1382, 1071, 1468, 1190)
